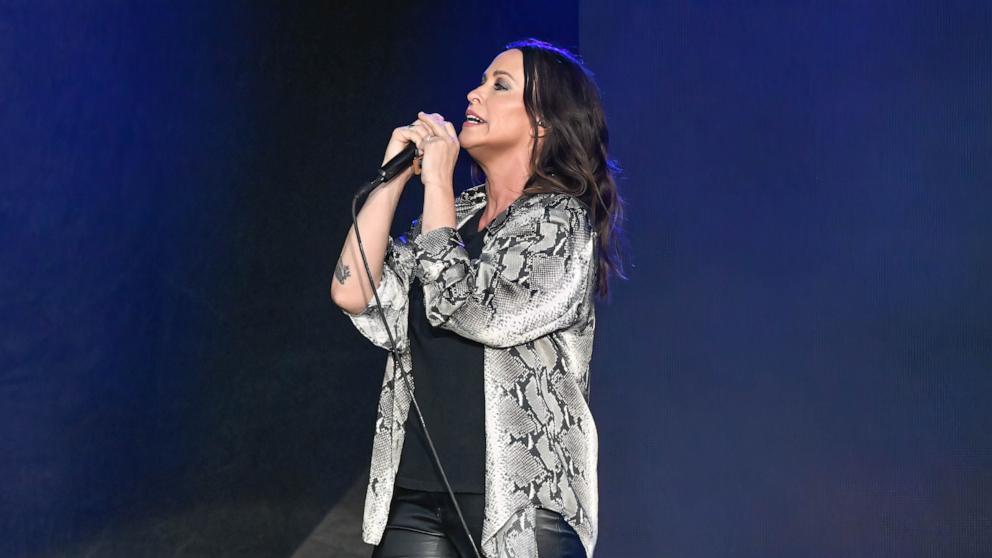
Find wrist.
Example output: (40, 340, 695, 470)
(421, 183, 456, 231)
(421, 175, 453, 191)
(379, 173, 409, 193)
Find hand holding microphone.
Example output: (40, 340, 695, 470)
(378, 112, 459, 187)
(413, 111, 460, 190)
(378, 117, 429, 184)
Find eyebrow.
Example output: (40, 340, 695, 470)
(481, 70, 517, 83)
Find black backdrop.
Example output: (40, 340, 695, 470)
(2, 1, 990, 557)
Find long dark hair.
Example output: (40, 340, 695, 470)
(471, 38, 626, 299)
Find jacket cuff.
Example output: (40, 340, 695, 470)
(412, 226, 464, 282)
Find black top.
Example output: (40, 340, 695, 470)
(395, 207, 488, 493)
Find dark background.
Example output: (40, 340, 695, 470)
(2, 1, 989, 557)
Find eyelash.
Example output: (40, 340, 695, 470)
(480, 80, 508, 91)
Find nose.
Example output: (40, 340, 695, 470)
(466, 85, 482, 104)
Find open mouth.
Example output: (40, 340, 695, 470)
(465, 115, 486, 124)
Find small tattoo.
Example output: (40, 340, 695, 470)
(335, 259, 351, 284)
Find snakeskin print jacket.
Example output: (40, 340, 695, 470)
(343, 183, 599, 557)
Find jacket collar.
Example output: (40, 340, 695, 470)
(454, 183, 536, 237)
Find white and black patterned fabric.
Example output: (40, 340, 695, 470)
(343, 183, 599, 557)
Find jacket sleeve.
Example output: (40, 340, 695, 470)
(341, 225, 418, 352)
(411, 198, 595, 348)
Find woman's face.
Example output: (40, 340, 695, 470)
(459, 49, 533, 156)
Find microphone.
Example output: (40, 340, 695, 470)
(375, 142, 418, 184)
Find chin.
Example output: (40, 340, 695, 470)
(457, 134, 482, 152)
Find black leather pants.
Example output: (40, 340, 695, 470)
(371, 485, 586, 558)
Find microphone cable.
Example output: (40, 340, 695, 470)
(349, 164, 483, 558)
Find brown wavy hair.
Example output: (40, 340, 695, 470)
(471, 38, 627, 299)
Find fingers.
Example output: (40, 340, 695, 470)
(394, 120, 432, 155)
(417, 112, 444, 138)
(408, 121, 431, 155)
(418, 111, 456, 140)
(409, 121, 432, 145)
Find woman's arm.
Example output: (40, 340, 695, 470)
(329, 179, 407, 315)
(331, 115, 435, 315)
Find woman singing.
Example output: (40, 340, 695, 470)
(331, 38, 624, 558)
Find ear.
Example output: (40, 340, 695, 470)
(534, 117, 550, 139)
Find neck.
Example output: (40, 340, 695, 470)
(476, 149, 532, 218)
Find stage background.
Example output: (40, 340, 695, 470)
(2, 1, 989, 556)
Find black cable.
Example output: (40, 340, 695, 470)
(351, 177, 483, 558)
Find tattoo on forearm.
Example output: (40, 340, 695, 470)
(335, 258, 351, 284)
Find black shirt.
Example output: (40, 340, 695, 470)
(395, 207, 487, 493)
